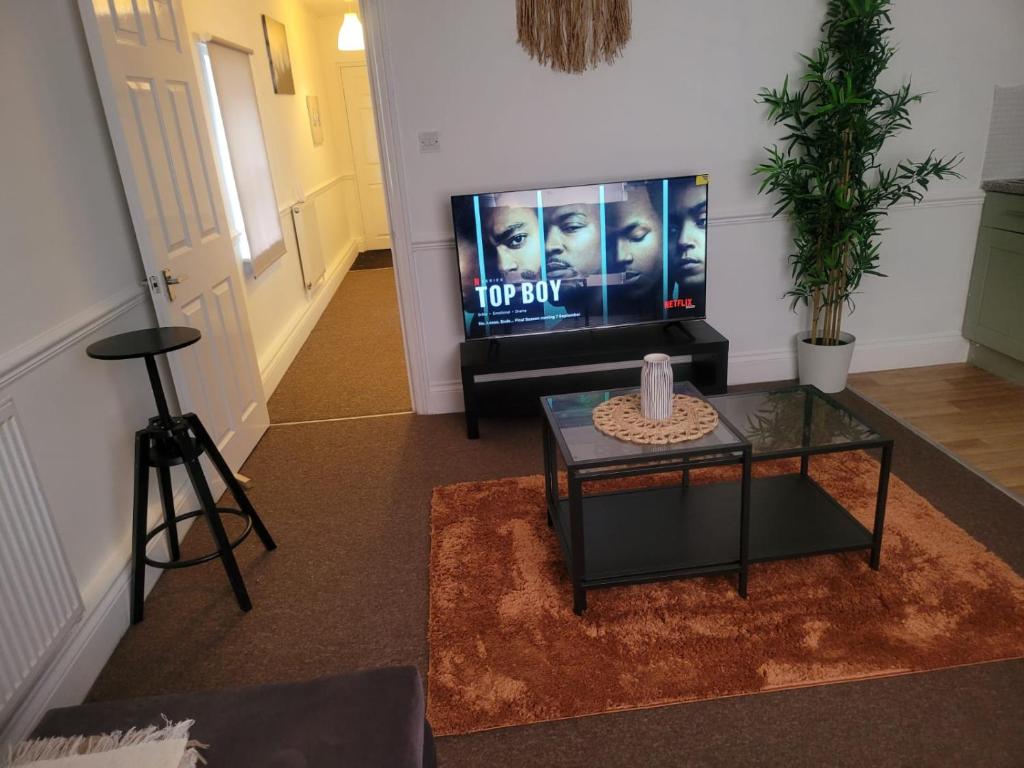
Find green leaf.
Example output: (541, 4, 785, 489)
(753, 0, 961, 334)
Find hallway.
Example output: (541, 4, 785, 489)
(267, 264, 412, 423)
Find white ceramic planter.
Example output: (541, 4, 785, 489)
(796, 331, 856, 393)
(640, 353, 674, 420)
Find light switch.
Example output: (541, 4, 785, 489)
(418, 131, 441, 153)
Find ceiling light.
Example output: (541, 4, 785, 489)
(337, 12, 365, 51)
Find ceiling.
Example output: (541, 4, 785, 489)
(302, 0, 357, 17)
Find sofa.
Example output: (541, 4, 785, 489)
(30, 666, 436, 767)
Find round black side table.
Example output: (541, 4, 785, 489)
(87, 327, 276, 624)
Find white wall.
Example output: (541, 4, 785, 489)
(373, 0, 1024, 412)
(0, 0, 156, 642)
(0, 0, 188, 745)
(0, 0, 366, 745)
(183, 0, 364, 394)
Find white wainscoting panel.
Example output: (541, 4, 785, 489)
(0, 398, 83, 729)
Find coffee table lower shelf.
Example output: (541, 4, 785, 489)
(550, 473, 873, 591)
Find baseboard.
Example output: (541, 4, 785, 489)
(0, 473, 224, 752)
(967, 342, 1024, 384)
(424, 332, 970, 414)
(724, 332, 969, 385)
(260, 239, 361, 397)
(725, 347, 798, 386)
(426, 379, 465, 415)
(850, 332, 970, 373)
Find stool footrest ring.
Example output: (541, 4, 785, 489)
(144, 508, 254, 569)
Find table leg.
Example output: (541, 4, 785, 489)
(569, 473, 587, 614)
(682, 463, 690, 488)
(800, 389, 812, 477)
(870, 443, 893, 570)
(461, 367, 479, 439)
(155, 463, 180, 562)
(739, 448, 751, 598)
(130, 431, 151, 624)
(542, 419, 555, 527)
(187, 414, 276, 551)
(173, 430, 252, 612)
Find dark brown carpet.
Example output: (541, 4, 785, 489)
(428, 454, 1024, 735)
(87, 388, 1024, 767)
(266, 267, 411, 423)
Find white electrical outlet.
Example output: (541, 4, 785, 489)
(418, 131, 441, 153)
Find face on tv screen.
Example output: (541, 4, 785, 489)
(452, 174, 708, 339)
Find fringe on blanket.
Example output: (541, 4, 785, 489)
(6, 718, 206, 767)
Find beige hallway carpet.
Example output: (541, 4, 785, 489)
(267, 268, 412, 423)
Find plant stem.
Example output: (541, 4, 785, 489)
(810, 288, 821, 344)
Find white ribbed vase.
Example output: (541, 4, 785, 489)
(640, 353, 674, 421)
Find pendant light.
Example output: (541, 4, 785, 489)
(337, 12, 365, 51)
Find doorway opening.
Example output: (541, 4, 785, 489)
(263, 0, 413, 425)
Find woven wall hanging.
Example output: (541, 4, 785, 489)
(516, 0, 632, 74)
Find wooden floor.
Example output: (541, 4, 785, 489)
(849, 363, 1024, 500)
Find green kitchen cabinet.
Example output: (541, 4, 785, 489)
(962, 192, 1024, 362)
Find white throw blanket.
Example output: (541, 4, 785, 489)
(6, 720, 202, 768)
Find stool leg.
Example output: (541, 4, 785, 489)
(156, 464, 180, 562)
(131, 431, 151, 625)
(174, 431, 252, 613)
(186, 413, 276, 551)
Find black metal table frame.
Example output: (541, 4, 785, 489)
(541, 398, 754, 615)
(540, 384, 893, 615)
(708, 385, 894, 571)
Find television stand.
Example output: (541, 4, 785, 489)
(661, 320, 694, 342)
(459, 320, 728, 439)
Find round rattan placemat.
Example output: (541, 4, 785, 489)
(592, 393, 720, 445)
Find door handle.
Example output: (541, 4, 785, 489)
(161, 269, 187, 302)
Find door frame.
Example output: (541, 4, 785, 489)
(99, 0, 429, 414)
(358, 0, 428, 414)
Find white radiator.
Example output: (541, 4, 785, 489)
(291, 200, 326, 291)
(0, 398, 83, 729)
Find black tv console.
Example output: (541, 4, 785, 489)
(459, 320, 728, 439)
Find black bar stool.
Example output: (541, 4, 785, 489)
(87, 327, 276, 624)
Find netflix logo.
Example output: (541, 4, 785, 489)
(664, 298, 695, 310)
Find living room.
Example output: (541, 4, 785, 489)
(1, 0, 1022, 766)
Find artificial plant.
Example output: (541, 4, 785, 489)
(755, 0, 962, 346)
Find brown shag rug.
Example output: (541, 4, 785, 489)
(427, 452, 1024, 736)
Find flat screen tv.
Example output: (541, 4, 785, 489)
(452, 173, 708, 340)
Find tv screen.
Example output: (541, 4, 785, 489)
(452, 173, 708, 340)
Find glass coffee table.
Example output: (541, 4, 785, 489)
(540, 383, 892, 614)
(541, 382, 753, 614)
(707, 385, 893, 567)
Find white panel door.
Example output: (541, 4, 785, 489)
(341, 64, 391, 252)
(78, 0, 267, 469)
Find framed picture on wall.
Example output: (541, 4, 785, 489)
(307, 95, 324, 146)
(262, 15, 295, 94)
